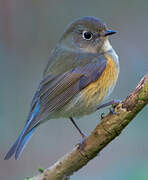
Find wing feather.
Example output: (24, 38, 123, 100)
(25, 57, 107, 134)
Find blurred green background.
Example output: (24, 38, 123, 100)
(1, 0, 148, 180)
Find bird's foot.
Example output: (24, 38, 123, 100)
(97, 99, 121, 111)
(77, 134, 88, 151)
(110, 99, 121, 114)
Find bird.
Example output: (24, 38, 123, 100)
(5, 16, 120, 160)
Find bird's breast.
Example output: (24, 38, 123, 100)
(82, 55, 118, 102)
(81, 54, 119, 107)
(58, 54, 119, 118)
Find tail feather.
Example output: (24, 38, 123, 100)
(5, 100, 40, 160)
(4, 135, 21, 160)
(4, 129, 35, 160)
(15, 128, 35, 160)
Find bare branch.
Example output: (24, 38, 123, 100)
(31, 73, 148, 180)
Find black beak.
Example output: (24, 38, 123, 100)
(104, 29, 116, 37)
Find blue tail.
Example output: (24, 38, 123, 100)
(15, 128, 35, 160)
(4, 128, 35, 160)
(4, 100, 40, 160)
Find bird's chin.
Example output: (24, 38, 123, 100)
(101, 39, 112, 53)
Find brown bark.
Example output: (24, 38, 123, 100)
(30, 73, 148, 180)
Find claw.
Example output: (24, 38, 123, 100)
(77, 134, 87, 151)
(101, 112, 105, 119)
(110, 106, 116, 114)
(110, 99, 121, 114)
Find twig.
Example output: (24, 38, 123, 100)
(31, 73, 148, 180)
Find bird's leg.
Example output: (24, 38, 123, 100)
(70, 117, 86, 138)
(97, 99, 121, 114)
(69, 117, 87, 150)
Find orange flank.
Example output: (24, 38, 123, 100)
(82, 55, 118, 107)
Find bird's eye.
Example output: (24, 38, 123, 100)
(82, 31, 92, 40)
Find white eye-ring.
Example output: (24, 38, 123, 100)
(82, 31, 92, 40)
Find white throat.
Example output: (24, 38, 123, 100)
(102, 39, 112, 52)
(102, 39, 119, 72)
